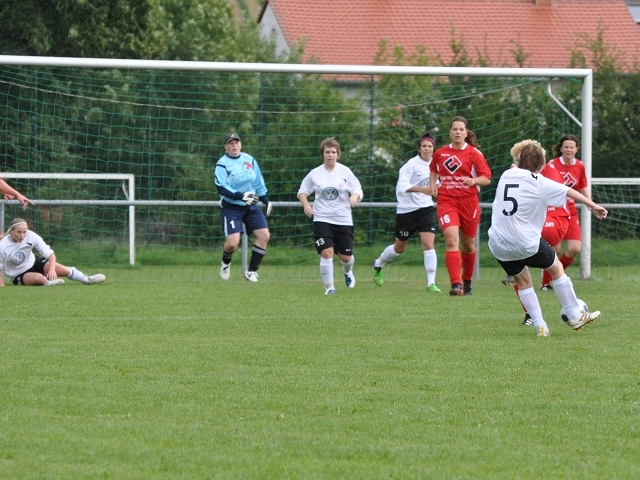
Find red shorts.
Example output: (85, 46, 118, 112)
(564, 215, 581, 241)
(541, 215, 570, 247)
(436, 195, 480, 238)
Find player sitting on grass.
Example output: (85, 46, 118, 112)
(488, 142, 607, 337)
(0, 218, 105, 287)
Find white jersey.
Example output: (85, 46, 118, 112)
(395, 155, 435, 214)
(298, 162, 364, 226)
(488, 167, 569, 261)
(0, 230, 54, 281)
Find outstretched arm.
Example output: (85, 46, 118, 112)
(0, 179, 34, 208)
(567, 188, 608, 219)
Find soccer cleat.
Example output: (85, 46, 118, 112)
(220, 262, 230, 281)
(372, 263, 383, 287)
(426, 283, 441, 293)
(569, 310, 601, 330)
(540, 284, 554, 292)
(87, 274, 105, 284)
(501, 275, 515, 286)
(46, 279, 65, 286)
(449, 283, 464, 296)
(536, 325, 550, 337)
(522, 313, 533, 326)
(324, 287, 335, 295)
(344, 271, 356, 288)
(243, 271, 259, 283)
(463, 280, 473, 296)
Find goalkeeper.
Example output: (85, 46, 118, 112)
(214, 133, 272, 283)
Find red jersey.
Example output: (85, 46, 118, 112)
(430, 143, 492, 199)
(548, 156, 587, 216)
(541, 162, 569, 219)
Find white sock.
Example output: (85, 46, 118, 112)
(374, 245, 399, 268)
(553, 274, 580, 320)
(518, 287, 548, 329)
(340, 255, 354, 275)
(320, 257, 334, 288)
(67, 266, 89, 284)
(423, 249, 437, 285)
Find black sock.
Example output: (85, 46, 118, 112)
(248, 245, 266, 271)
(222, 249, 233, 265)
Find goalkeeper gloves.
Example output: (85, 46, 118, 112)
(265, 201, 273, 217)
(242, 192, 259, 206)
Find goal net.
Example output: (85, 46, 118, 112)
(2, 57, 627, 281)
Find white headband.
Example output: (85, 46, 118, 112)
(10, 221, 27, 229)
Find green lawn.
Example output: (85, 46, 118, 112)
(1, 266, 639, 478)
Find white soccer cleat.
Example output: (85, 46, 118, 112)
(536, 325, 550, 337)
(324, 287, 336, 295)
(243, 271, 259, 283)
(87, 274, 105, 284)
(569, 310, 601, 330)
(344, 271, 356, 289)
(220, 262, 230, 281)
(46, 279, 65, 286)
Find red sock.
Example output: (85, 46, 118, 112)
(560, 254, 574, 270)
(461, 251, 476, 281)
(541, 269, 552, 287)
(445, 251, 462, 285)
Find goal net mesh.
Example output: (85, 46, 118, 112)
(2, 63, 627, 280)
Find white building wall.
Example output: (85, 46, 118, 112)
(259, 5, 290, 57)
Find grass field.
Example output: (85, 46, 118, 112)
(2, 265, 640, 478)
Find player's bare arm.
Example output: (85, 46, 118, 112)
(298, 193, 313, 218)
(429, 173, 439, 197)
(463, 176, 491, 187)
(567, 188, 608, 219)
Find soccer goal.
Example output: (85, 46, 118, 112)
(2, 55, 630, 281)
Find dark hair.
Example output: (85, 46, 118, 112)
(552, 134, 579, 158)
(417, 132, 436, 149)
(450, 116, 480, 148)
(518, 143, 546, 172)
(319, 137, 341, 157)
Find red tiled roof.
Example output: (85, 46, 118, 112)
(261, 0, 640, 70)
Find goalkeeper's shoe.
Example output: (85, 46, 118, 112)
(243, 271, 259, 283)
(87, 274, 105, 284)
(372, 263, 383, 287)
(220, 262, 230, 281)
(569, 310, 601, 330)
(536, 325, 550, 337)
(426, 283, 441, 293)
(344, 271, 356, 289)
(501, 275, 515, 286)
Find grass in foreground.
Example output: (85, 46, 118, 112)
(1, 266, 639, 478)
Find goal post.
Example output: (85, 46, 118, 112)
(2, 55, 613, 280)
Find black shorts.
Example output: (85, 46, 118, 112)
(497, 238, 557, 277)
(313, 222, 354, 256)
(395, 206, 437, 241)
(13, 257, 48, 285)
